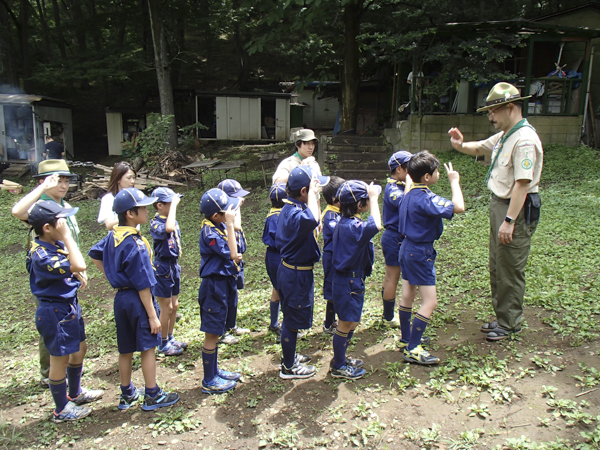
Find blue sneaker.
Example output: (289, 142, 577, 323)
(169, 335, 188, 350)
(141, 389, 180, 411)
(118, 387, 142, 410)
(158, 340, 183, 356)
(217, 368, 242, 382)
(201, 376, 237, 394)
(52, 401, 92, 423)
(68, 387, 104, 405)
(330, 364, 367, 380)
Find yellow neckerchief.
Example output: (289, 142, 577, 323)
(267, 207, 282, 218)
(321, 205, 340, 221)
(405, 182, 429, 194)
(200, 219, 240, 271)
(113, 226, 153, 261)
(387, 177, 405, 187)
(154, 213, 182, 257)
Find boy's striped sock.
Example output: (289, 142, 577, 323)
(213, 345, 219, 375)
(49, 377, 68, 413)
(324, 300, 336, 329)
(269, 301, 280, 328)
(280, 324, 297, 368)
(383, 295, 396, 321)
(66, 363, 83, 398)
(202, 347, 217, 383)
(398, 305, 413, 343)
(332, 330, 349, 369)
(407, 313, 430, 351)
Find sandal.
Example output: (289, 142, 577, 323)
(480, 321, 498, 333)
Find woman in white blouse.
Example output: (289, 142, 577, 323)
(97, 162, 136, 230)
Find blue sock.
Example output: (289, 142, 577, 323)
(383, 296, 396, 321)
(50, 377, 68, 413)
(333, 330, 349, 369)
(269, 301, 280, 328)
(202, 347, 217, 383)
(280, 324, 297, 368)
(161, 337, 168, 347)
(324, 300, 336, 328)
(213, 345, 219, 376)
(120, 382, 134, 397)
(347, 330, 354, 343)
(408, 313, 430, 351)
(145, 384, 160, 398)
(66, 363, 83, 399)
(168, 334, 174, 341)
(398, 305, 413, 343)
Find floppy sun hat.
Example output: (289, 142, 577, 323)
(476, 82, 532, 113)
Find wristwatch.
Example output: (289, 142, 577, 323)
(504, 216, 516, 224)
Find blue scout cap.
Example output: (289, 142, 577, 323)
(150, 187, 182, 203)
(200, 188, 241, 216)
(269, 183, 287, 201)
(113, 187, 157, 214)
(388, 151, 413, 171)
(336, 180, 382, 204)
(27, 200, 78, 228)
(218, 179, 250, 198)
(287, 165, 329, 191)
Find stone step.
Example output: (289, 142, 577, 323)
(327, 168, 389, 181)
(325, 152, 389, 163)
(331, 135, 385, 146)
(327, 143, 389, 153)
(327, 161, 388, 170)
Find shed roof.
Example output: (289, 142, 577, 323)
(0, 94, 71, 107)
(195, 90, 292, 99)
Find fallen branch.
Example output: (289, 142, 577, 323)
(575, 388, 598, 398)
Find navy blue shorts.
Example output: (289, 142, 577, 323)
(114, 290, 161, 354)
(265, 248, 280, 290)
(322, 251, 334, 300)
(35, 300, 86, 357)
(198, 275, 236, 336)
(332, 274, 365, 322)
(400, 241, 437, 286)
(153, 260, 181, 298)
(277, 263, 314, 330)
(381, 229, 402, 266)
(237, 265, 245, 290)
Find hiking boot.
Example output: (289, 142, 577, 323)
(397, 336, 432, 349)
(158, 340, 183, 356)
(329, 356, 364, 369)
(68, 387, 104, 405)
(279, 361, 316, 380)
(141, 389, 180, 411)
(231, 326, 250, 336)
(217, 368, 242, 382)
(268, 324, 282, 343)
(330, 364, 367, 380)
(118, 387, 142, 410)
(52, 401, 92, 423)
(219, 333, 240, 345)
(402, 345, 440, 365)
(202, 376, 237, 394)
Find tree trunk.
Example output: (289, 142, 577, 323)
(19, 0, 31, 90)
(51, 0, 67, 58)
(0, 4, 19, 86)
(340, 1, 362, 131)
(147, 0, 178, 149)
(34, 0, 53, 61)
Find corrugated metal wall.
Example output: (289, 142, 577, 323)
(296, 90, 339, 130)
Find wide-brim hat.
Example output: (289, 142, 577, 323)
(476, 82, 532, 113)
(33, 159, 75, 178)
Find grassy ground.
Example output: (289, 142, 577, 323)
(0, 145, 599, 449)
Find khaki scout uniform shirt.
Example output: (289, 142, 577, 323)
(272, 154, 323, 185)
(476, 126, 543, 199)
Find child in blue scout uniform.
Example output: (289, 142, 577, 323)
(276, 165, 329, 379)
(398, 151, 464, 365)
(149, 187, 187, 357)
(88, 188, 180, 410)
(217, 179, 251, 344)
(27, 201, 103, 423)
(330, 181, 382, 379)
(198, 188, 243, 394)
(262, 183, 287, 342)
(380, 151, 412, 327)
(320, 176, 345, 335)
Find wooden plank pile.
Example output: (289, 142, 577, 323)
(1, 179, 23, 194)
(1, 162, 30, 178)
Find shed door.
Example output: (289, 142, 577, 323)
(275, 98, 289, 141)
(106, 112, 123, 155)
(216, 97, 228, 140)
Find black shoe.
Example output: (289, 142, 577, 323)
(329, 356, 364, 369)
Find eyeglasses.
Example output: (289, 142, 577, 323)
(486, 104, 507, 117)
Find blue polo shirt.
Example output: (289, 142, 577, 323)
(199, 219, 239, 278)
(149, 213, 181, 260)
(27, 238, 80, 302)
(276, 198, 320, 266)
(398, 184, 454, 243)
(382, 178, 406, 233)
(88, 227, 156, 291)
(262, 208, 281, 249)
(332, 215, 378, 274)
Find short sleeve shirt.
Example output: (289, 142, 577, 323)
(477, 126, 543, 198)
(262, 209, 281, 249)
(149, 213, 181, 260)
(332, 215, 379, 273)
(398, 185, 454, 243)
(276, 198, 320, 266)
(199, 220, 238, 278)
(321, 205, 341, 255)
(382, 179, 406, 233)
(272, 154, 323, 184)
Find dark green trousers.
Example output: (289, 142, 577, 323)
(489, 196, 538, 331)
(33, 296, 50, 378)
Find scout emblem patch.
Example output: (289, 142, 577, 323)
(522, 159, 533, 170)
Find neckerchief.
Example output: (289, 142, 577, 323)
(387, 177, 405, 187)
(39, 193, 79, 245)
(293, 151, 304, 160)
(113, 226, 153, 261)
(267, 207, 282, 218)
(405, 182, 429, 194)
(484, 118, 535, 184)
(320, 205, 340, 221)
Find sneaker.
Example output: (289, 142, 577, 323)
(268, 324, 282, 343)
(118, 387, 141, 410)
(397, 336, 432, 349)
(279, 361, 316, 380)
(52, 401, 92, 423)
(297, 329, 307, 339)
(330, 364, 367, 380)
(68, 387, 104, 405)
(295, 353, 311, 364)
(40, 377, 50, 388)
(169, 335, 188, 350)
(219, 333, 240, 345)
(202, 376, 237, 394)
(231, 326, 250, 336)
(158, 340, 183, 356)
(329, 357, 364, 369)
(217, 368, 242, 382)
(176, 313, 183, 322)
(141, 389, 180, 411)
(402, 345, 440, 365)
(323, 323, 337, 336)
(383, 318, 400, 328)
